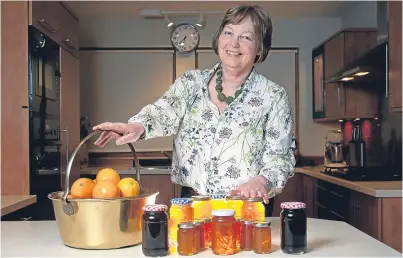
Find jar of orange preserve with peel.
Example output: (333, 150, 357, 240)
(211, 209, 237, 255)
(241, 197, 265, 221)
(192, 195, 212, 220)
(168, 198, 194, 253)
(210, 194, 227, 211)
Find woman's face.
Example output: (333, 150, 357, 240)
(218, 16, 260, 72)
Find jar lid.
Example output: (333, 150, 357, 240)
(193, 220, 205, 226)
(211, 209, 235, 217)
(245, 197, 263, 202)
(254, 220, 271, 227)
(203, 218, 212, 223)
(171, 198, 193, 205)
(192, 195, 211, 201)
(210, 194, 226, 199)
(178, 222, 195, 229)
(280, 202, 306, 209)
(226, 195, 244, 200)
(142, 204, 168, 212)
(240, 220, 254, 225)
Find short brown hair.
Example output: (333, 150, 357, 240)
(212, 5, 273, 63)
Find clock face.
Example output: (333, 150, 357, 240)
(170, 23, 200, 53)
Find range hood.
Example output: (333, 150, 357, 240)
(326, 1, 389, 84)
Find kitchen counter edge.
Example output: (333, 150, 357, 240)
(1, 195, 37, 216)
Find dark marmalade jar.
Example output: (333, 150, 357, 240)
(280, 202, 307, 254)
(142, 204, 169, 257)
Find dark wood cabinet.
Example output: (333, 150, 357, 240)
(312, 29, 379, 121)
(388, 1, 402, 113)
(272, 173, 304, 216)
(302, 174, 317, 218)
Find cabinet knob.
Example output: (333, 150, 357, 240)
(21, 105, 28, 109)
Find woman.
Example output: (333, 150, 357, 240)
(93, 4, 295, 216)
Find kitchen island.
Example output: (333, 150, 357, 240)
(1, 218, 401, 257)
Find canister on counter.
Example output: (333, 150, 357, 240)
(241, 197, 265, 221)
(177, 222, 197, 256)
(226, 195, 244, 219)
(240, 220, 254, 251)
(253, 220, 272, 254)
(211, 209, 237, 255)
(192, 195, 212, 220)
(280, 202, 307, 254)
(142, 204, 169, 257)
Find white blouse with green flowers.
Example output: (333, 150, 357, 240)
(129, 62, 296, 198)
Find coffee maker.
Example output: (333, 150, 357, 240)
(324, 130, 348, 169)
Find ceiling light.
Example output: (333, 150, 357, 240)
(195, 13, 205, 27)
(354, 71, 369, 76)
(340, 77, 354, 81)
(165, 14, 174, 27)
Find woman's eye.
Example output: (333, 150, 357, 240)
(241, 36, 252, 41)
(223, 31, 232, 36)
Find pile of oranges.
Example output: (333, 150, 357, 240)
(69, 168, 140, 199)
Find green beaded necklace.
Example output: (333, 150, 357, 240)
(215, 66, 245, 105)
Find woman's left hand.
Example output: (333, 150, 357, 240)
(229, 176, 270, 204)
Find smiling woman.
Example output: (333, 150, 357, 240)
(92, 4, 296, 217)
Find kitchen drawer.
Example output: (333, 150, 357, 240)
(316, 180, 349, 221)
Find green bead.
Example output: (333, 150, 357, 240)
(216, 85, 223, 91)
(217, 70, 223, 76)
(227, 96, 234, 104)
(235, 90, 242, 97)
(216, 78, 222, 84)
(218, 93, 226, 102)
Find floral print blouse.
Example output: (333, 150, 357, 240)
(129, 62, 296, 198)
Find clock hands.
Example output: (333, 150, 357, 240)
(179, 36, 187, 46)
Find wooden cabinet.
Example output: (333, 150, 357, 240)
(312, 29, 379, 121)
(380, 198, 402, 252)
(272, 173, 304, 216)
(1, 1, 30, 195)
(302, 174, 317, 218)
(388, 1, 402, 113)
(60, 49, 81, 189)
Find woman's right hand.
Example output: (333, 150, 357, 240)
(92, 122, 145, 147)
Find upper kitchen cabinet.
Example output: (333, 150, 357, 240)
(29, 1, 79, 58)
(388, 1, 402, 113)
(312, 29, 378, 122)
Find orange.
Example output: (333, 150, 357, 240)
(117, 177, 140, 197)
(96, 168, 120, 184)
(70, 178, 95, 198)
(92, 180, 121, 198)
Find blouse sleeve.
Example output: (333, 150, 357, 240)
(128, 71, 197, 140)
(259, 87, 296, 199)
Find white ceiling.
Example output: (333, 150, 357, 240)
(63, 1, 360, 20)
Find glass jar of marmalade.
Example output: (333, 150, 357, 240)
(241, 197, 265, 221)
(210, 194, 227, 211)
(203, 218, 212, 248)
(169, 198, 194, 254)
(240, 220, 253, 251)
(193, 220, 206, 252)
(192, 195, 212, 220)
(211, 209, 237, 255)
(226, 195, 244, 219)
(142, 204, 169, 257)
(253, 220, 272, 254)
(177, 222, 196, 256)
(280, 202, 307, 254)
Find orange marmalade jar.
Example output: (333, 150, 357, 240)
(210, 194, 227, 211)
(211, 209, 237, 255)
(192, 195, 212, 220)
(169, 198, 194, 253)
(226, 195, 244, 219)
(241, 197, 265, 221)
(253, 220, 272, 254)
(177, 222, 196, 256)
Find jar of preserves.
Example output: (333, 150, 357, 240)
(192, 195, 212, 219)
(226, 195, 244, 219)
(253, 220, 272, 254)
(235, 219, 241, 252)
(240, 220, 253, 251)
(193, 220, 206, 252)
(241, 197, 265, 221)
(142, 204, 169, 257)
(211, 209, 237, 255)
(210, 194, 227, 211)
(203, 218, 212, 248)
(169, 198, 194, 254)
(177, 222, 196, 256)
(280, 202, 307, 254)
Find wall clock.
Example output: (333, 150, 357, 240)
(170, 23, 200, 53)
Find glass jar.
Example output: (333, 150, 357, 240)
(177, 222, 196, 256)
(169, 198, 194, 254)
(192, 195, 212, 220)
(203, 218, 212, 248)
(280, 202, 307, 254)
(211, 209, 237, 255)
(193, 220, 206, 252)
(253, 220, 272, 254)
(240, 220, 254, 251)
(210, 194, 227, 211)
(235, 219, 241, 252)
(241, 197, 265, 221)
(226, 195, 244, 219)
(141, 204, 169, 257)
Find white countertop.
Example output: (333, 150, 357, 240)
(1, 218, 401, 257)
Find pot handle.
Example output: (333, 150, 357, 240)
(62, 130, 141, 215)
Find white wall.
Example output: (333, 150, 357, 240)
(341, 1, 377, 28)
(79, 15, 342, 156)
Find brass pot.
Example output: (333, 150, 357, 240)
(48, 130, 159, 249)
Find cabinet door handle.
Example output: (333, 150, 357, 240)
(62, 127, 69, 188)
(337, 86, 341, 107)
(329, 190, 344, 198)
(385, 44, 389, 99)
(21, 105, 28, 109)
(64, 39, 78, 50)
(39, 19, 57, 33)
(321, 76, 325, 110)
